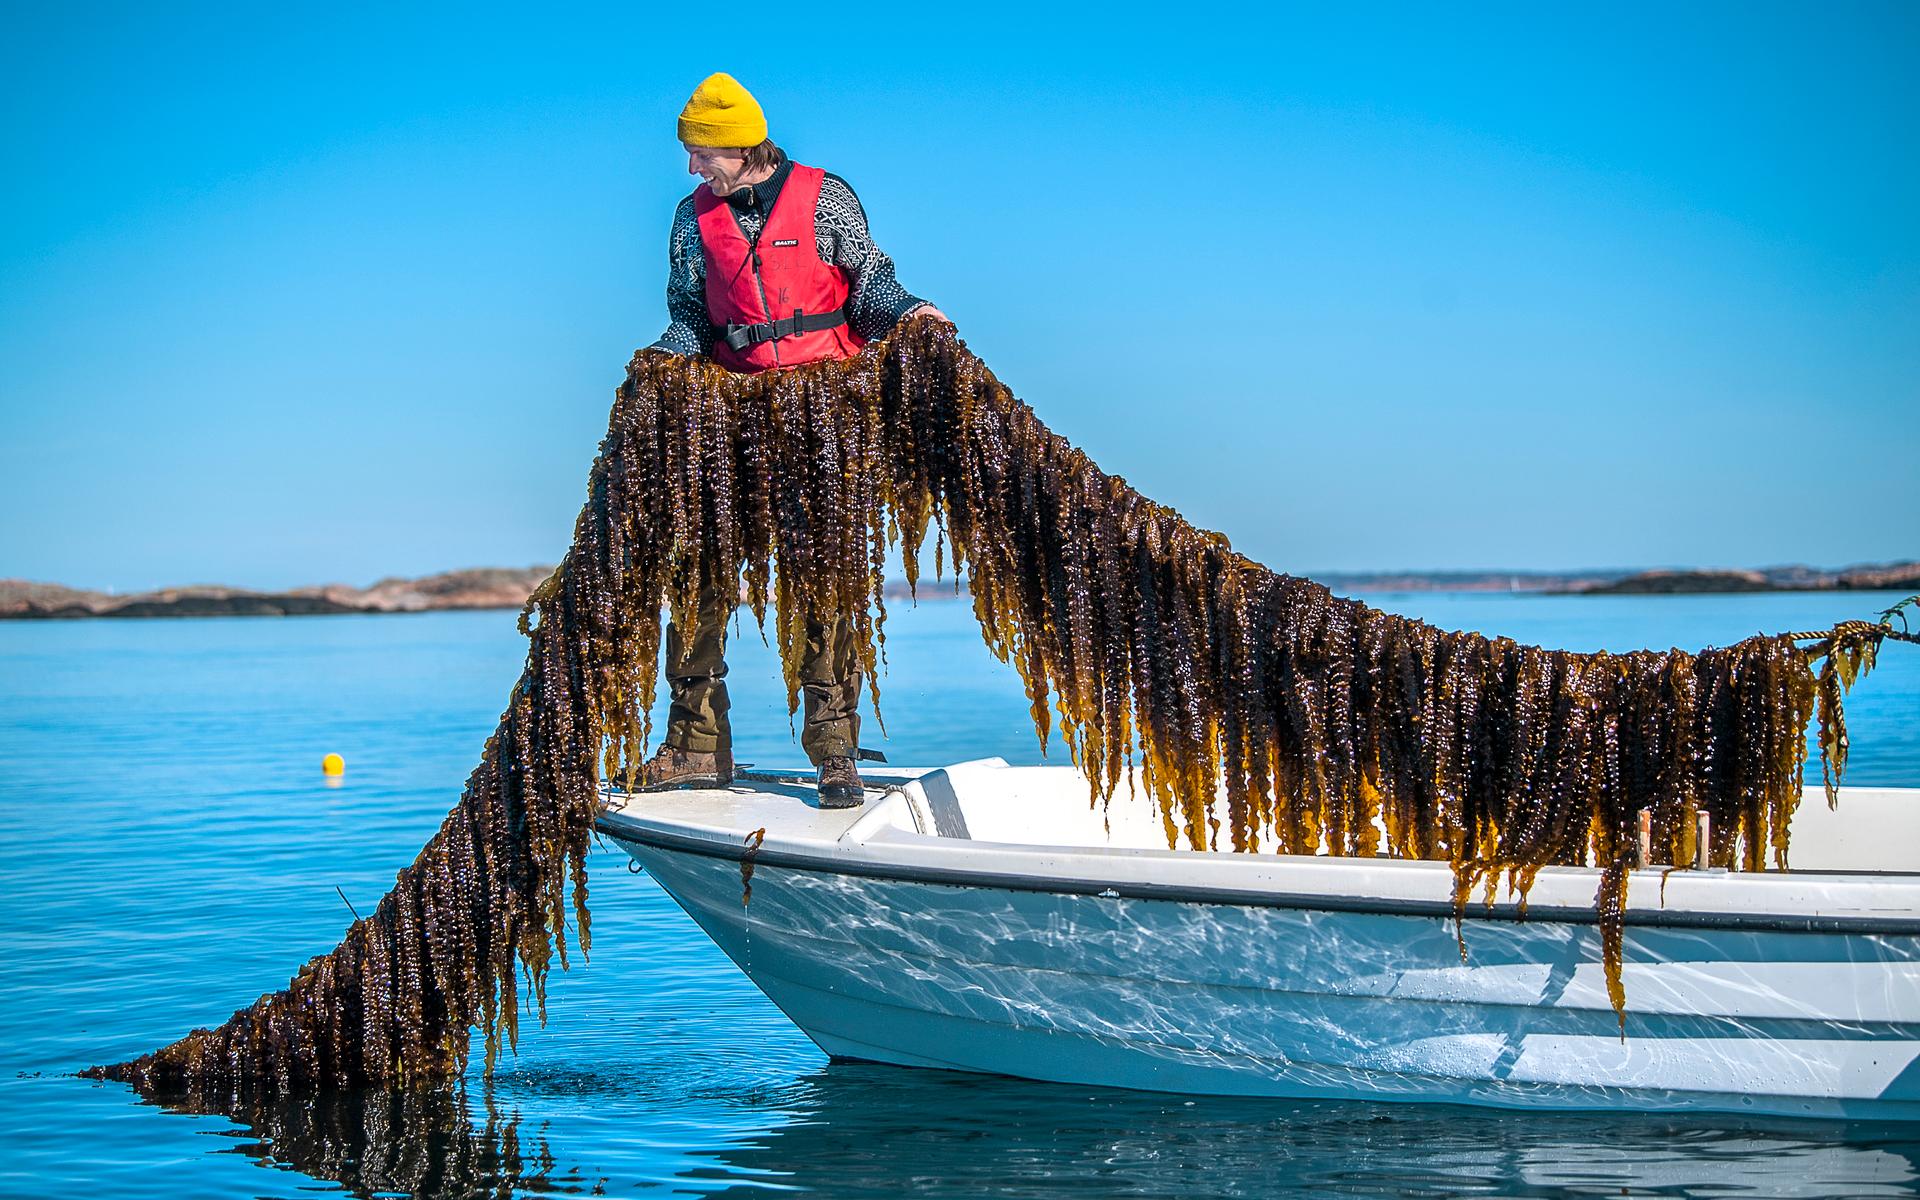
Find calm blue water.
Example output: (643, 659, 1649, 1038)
(1, 592, 1917, 1198)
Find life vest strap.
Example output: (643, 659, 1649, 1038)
(718, 307, 848, 351)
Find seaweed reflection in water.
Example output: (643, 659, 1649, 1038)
(140, 1084, 582, 1199)
(126, 1059, 1920, 1198)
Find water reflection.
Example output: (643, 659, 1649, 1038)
(125, 1060, 1920, 1198)
(137, 1084, 579, 1198)
(694, 1062, 1920, 1199)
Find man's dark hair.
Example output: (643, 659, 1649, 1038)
(742, 139, 785, 174)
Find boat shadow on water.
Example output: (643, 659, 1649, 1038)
(689, 1064, 1920, 1198)
(140, 1062, 1920, 1199)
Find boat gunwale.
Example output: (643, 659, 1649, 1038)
(598, 811, 1920, 937)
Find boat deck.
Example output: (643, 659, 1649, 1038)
(598, 760, 1920, 930)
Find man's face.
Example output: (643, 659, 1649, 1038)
(685, 144, 750, 196)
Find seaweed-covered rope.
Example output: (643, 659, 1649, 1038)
(1786, 615, 1917, 805)
(89, 317, 1906, 1099)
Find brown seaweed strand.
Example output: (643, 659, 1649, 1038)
(92, 320, 1899, 1102)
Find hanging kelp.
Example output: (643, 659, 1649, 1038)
(88, 667, 597, 1097)
(91, 315, 1911, 1099)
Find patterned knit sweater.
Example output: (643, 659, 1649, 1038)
(649, 157, 929, 356)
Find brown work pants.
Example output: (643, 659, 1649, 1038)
(662, 590, 862, 764)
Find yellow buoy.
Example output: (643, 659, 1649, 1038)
(321, 753, 346, 777)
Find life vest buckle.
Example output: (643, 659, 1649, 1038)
(718, 307, 849, 353)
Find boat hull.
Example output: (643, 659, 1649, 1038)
(621, 837, 1920, 1120)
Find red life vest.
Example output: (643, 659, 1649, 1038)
(694, 162, 866, 373)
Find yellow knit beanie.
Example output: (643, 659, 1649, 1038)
(677, 73, 768, 148)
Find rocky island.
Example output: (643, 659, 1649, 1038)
(5, 561, 1914, 619)
(0, 567, 964, 619)
(0, 567, 559, 619)
(1573, 562, 1920, 595)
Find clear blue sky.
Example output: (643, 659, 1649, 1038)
(3, 3, 1914, 591)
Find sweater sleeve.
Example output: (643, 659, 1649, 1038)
(817, 173, 929, 342)
(649, 195, 711, 356)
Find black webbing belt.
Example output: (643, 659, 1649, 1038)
(718, 307, 848, 352)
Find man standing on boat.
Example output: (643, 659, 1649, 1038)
(636, 72, 949, 807)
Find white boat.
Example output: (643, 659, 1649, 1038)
(596, 759, 1920, 1119)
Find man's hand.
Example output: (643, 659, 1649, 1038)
(630, 345, 683, 375)
(910, 303, 953, 325)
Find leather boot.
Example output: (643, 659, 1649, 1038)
(816, 755, 865, 808)
(635, 744, 734, 791)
